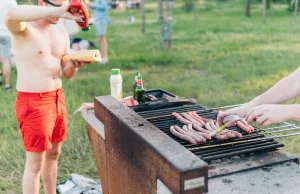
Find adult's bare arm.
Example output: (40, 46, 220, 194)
(217, 67, 300, 126)
(5, 3, 82, 33)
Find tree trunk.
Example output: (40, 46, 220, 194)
(204, 0, 208, 10)
(195, 0, 199, 20)
(28, 0, 31, 4)
(158, 0, 164, 22)
(246, 0, 251, 17)
(141, 0, 146, 33)
(290, 0, 299, 33)
(271, 0, 274, 18)
(166, 0, 170, 17)
(262, 0, 266, 24)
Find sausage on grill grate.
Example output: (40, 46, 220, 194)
(174, 125, 202, 144)
(182, 125, 206, 143)
(170, 126, 197, 144)
(206, 120, 228, 140)
(171, 112, 193, 125)
(187, 124, 211, 141)
(237, 121, 252, 133)
(181, 113, 204, 127)
(187, 112, 206, 126)
(192, 112, 210, 123)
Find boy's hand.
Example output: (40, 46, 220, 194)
(55, 3, 83, 22)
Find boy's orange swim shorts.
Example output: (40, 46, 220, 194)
(15, 88, 67, 152)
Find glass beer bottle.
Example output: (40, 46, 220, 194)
(135, 76, 145, 104)
(133, 72, 140, 100)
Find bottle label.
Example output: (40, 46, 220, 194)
(137, 80, 143, 86)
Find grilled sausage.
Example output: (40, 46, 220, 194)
(181, 113, 203, 126)
(170, 126, 197, 144)
(227, 129, 243, 138)
(182, 125, 205, 143)
(174, 125, 201, 143)
(187, 124, 211, 141)
(210, 120, 236, 138)
(188, 112, 206, 126)
(171, 112, 193, 125)
(205, 120, 215, 132)
(193, 124, 211, 134)
(192, 112, 210, 123)
(186, 124, 208, 142)
(207, 120, 228, 140)
(247, 123, 255, 132)
(237, 121, 252, 133)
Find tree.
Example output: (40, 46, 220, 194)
(246, 0, 251, 17)
(158, 0, 164, 22)
(290, 0, 299, 33)
(195, 0, 199, 20)
(182, 0, 195, 13)
(166, 0, 171, 18)
(262, 0, 266, 23)
(141, 0, 146, 33)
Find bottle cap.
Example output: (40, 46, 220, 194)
(135, 72, 140, 76)
(111, 69, 120, 75)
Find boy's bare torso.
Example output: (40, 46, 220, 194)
(12, 21, 67, 92)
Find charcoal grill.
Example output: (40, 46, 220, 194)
(139, 104, 284, 162)
(83, 94, 300, 194)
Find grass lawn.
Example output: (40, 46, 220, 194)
(2, 0, 300, 193)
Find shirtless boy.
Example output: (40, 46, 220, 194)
(5, 1, 88, 193)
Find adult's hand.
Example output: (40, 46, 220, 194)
(70, 59, 91, 68)
(245, 104, 299, 126)
(217, 103, 252, 128)
(55, 3, 83, 22)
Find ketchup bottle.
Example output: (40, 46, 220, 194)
(69, 0, 90, 31)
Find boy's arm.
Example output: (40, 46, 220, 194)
(5, 3, 82, 34)
(61, 31, 79, 79)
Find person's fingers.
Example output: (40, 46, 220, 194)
(224, 120, 237, 128)
(75, 60, 82, 67)
(246, 109, 263, 124)
(65, 15, 80, 21)
(70, 59, 76, 67)
(71, 59, 80, 68)
(217, 110, 233, 127)
(78, 60, 85, 67)
(255, 114, 268, 125)
(66, 13, 83, 22)
(245, 106, 257, 120)
(262, 119, 272, 126)
(240, 120, 249, 126)
(217, 111, 225, 126)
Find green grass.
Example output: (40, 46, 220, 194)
(2, 0, 300, 192)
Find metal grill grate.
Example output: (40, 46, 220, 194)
(137, 104, 284, 162)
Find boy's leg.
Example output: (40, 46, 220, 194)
(95, 19, 108, 62)
(0, 36, 12, 88)
(41, 142, 62, 194)
(99, 36, 108, 60)
(23, 151, 46, 194)
(2, 58, 11, 87)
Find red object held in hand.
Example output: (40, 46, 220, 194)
(69, 0, 90, 31)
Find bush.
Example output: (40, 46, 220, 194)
(182, 0, 195, 12)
